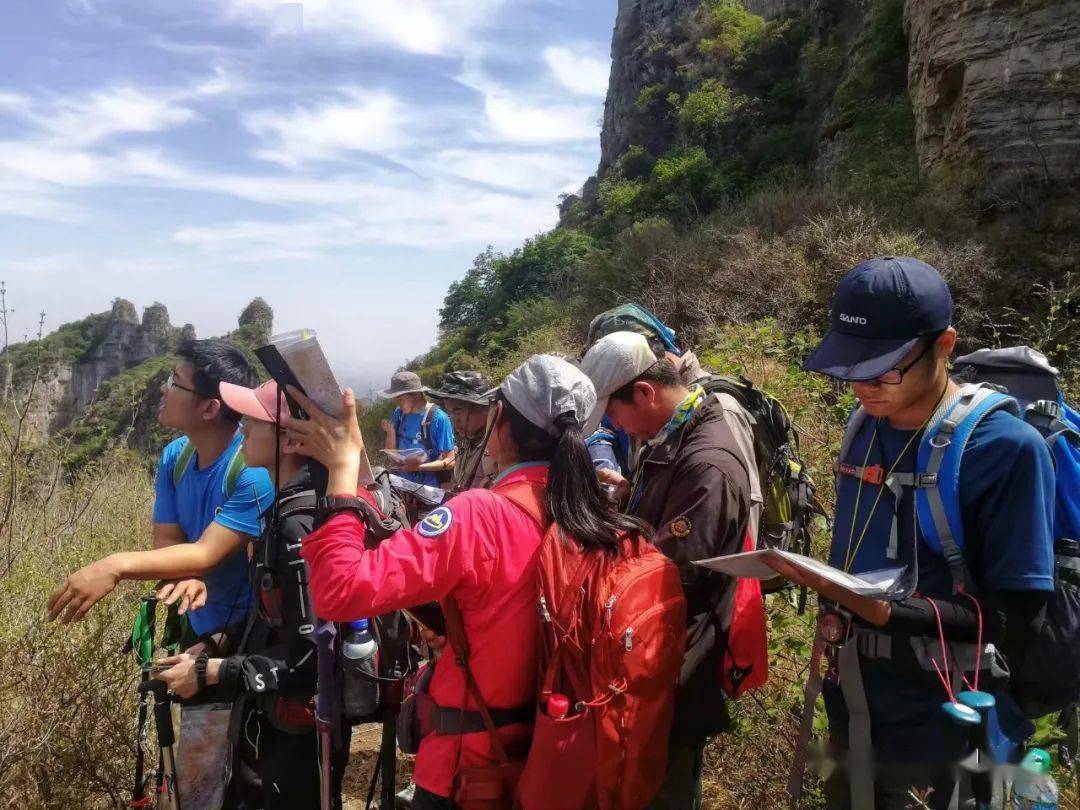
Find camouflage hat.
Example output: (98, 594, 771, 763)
(427, 370, 494, 406)
(586, 303, 681, 353)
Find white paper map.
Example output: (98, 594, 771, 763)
(693, 549, 905, 600)
(269, 328, 374, 485)
(270, 329, 343, 418)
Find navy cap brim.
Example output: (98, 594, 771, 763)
(802, 330, 921, 382)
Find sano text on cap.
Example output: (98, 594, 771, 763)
(839, 313, 868, 325)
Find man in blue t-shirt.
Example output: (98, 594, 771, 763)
(48, 339, 273, 642)
(797, 257, 1056, 809)
(378, 370, 455, 488)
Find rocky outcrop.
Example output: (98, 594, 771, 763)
(905, 0, 1080, 203)
(66, 299, 181, 421)
(600, 0, 702, 173)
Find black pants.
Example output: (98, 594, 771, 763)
(411, 785, 453, 809)
(225, 709, 350, 810)
(646, 738, 705, 810)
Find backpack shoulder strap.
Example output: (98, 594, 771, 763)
(276, 490, 318, 520)
(838, 406, 870, 466)
(420, 403, 436, 450)
(497, 480, 548, 528)
(172, 439, 196, 490)
(442, 595, 515, 766)
(916, 383, 1020, 593)
(223, 445, 247, 499)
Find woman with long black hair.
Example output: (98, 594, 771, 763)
(282, 355, 649, 809)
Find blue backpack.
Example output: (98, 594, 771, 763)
(949, 347, 1080, 717)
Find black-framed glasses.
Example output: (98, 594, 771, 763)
(872, 334, 941, 385)
(166, 372, 202, 396)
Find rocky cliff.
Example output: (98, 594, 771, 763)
(905, 0, 1080, 205)
(65, 299, 183, 424)
(590, 0, 1079, 209)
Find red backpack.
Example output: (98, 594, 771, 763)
(501, 482, 687, 810)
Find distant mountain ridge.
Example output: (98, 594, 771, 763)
(1, 296, 273, 464)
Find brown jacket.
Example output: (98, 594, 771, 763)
(630, 394, 753, 741)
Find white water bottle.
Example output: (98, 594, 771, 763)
(342, 619, 379, 719)
(1013, 748, 1059, 809)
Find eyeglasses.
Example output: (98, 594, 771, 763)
(166, 372, 202, 396)
(869, 335, 941, 386)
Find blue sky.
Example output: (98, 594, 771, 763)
(0, 0, 615, 392)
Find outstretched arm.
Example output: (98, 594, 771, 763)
(47, 522, 249, 623)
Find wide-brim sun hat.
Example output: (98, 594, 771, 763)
(378, 370, 428, 399)
(427, 370, 494, 406)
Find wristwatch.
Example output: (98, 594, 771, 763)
(195, 651, 209, 692)
(315, 494, 371, 527)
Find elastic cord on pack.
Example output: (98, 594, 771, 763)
(920, 595, 957, 702)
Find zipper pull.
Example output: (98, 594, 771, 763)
(624, 627, 633, 651)
(604, 595, 616, 627)
(539, 595, 552, 622)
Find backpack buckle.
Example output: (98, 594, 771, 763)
(915, 473, 937, 488)
(861, 465, 885, 485)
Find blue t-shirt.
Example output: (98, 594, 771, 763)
(152, 434, 274, 635)
(831, 409, 1055, 596)
(392, 405, 455, 487)
(826, 408, 1056, 761)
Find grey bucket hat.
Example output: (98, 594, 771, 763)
(378, 370, 427, 399)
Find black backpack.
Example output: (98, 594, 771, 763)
(953, 347, 1080, 717)
(698, 374, 826, 595)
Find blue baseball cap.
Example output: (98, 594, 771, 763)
(802, 257, 953, 382)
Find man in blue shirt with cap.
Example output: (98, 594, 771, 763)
(795, 257, 1056, 808)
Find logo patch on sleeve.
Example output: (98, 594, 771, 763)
(669, 516, 692, 538)
(418, 506, 454, 537)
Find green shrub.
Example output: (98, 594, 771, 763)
(598, 176, 644, 218)
(675, 79, 737, 144)
(617, 145, 656, 181)
(634, 83, 665, 110)
(697, 0, 765, 61)
(647, 147, 718, 215)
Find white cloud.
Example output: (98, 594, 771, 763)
(220, 0, 505, 56)
(244, 90, 408, 167)
(3, 87, 199, 147)
(483, 91, 600, 143)
(543, 46, 610, 97)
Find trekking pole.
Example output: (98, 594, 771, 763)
(139, 679, 182, 810)
(956, 690, 995, 809)
(315, 620, 338, 810)
(129, 595, 158, 808)
(380, 704, 398, 810)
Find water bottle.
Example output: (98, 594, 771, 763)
(1013, 748, 1059, 809)
(341, 619, 380, 720)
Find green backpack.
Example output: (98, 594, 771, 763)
(698, 374, 825, 591)
(172, 438, 247, 500)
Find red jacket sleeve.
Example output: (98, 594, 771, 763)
(300, 495, 492, 621)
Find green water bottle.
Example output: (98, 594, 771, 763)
(1013, 748, 1058, 810)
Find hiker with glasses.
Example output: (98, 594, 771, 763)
(47, 339, 272, 642)
(794, 257, 1056, 809)
(426, 370, 496, 492)
(153, 379, 349, 809)
(379, 370, 456, 487)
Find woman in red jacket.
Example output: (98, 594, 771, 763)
(283, 355, 647, 809)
